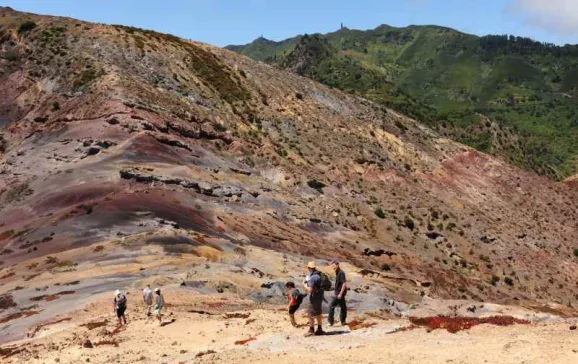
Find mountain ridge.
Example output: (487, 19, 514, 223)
(227, 24, 578, 180)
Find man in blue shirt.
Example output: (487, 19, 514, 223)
(304, 261, 325, 336)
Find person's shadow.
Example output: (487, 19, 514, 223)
(322, 330, 348, 336)
(160, 318, 176, 327)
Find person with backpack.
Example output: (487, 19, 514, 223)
(328, 260, 348, 326)
(113, 289, 128, 326)
(286, 281, 305, 327)
(303, 261, 330, 336)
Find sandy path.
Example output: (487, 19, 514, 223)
(3, 289, 578, 364)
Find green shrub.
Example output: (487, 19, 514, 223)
(73, 69, 99, 89)
(50, 101, 60, 111)
(212, 122, 227, 132)
(0, 135, 6, 153)
(374, 208, 386, 219)
(490, 275, 500, 286)
(381, 263, 391, 271)
(18, 21, 37, 34)
(504, 277, 514, 286)
(404, 217, 415, 231)
(573, 248, 578, 257)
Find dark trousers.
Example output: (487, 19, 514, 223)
(328, 295, 347, 324)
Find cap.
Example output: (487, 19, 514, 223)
(154, 287, 160, 293)
(307, 261, 316, 269)
(115, 289, 121, 295)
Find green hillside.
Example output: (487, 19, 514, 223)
(227, 26, 578, 180)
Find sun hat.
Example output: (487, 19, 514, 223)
(154, 287, 160, 293)
(115, 289, 121, 295)
(307, 261, 316, 269)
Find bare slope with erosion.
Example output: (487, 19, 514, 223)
(1, 7, 578, 347)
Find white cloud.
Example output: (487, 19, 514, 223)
(510, 0, 578, 35)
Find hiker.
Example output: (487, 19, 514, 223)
(328, 260, 348, 326)
(114, 289, 128, 326)
(303, 261, 325, 336)
(153, 288, 164, 326)
(286, 281, 305, 327)
(142, 285, 153, 318)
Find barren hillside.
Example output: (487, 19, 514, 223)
(1, 7, 578, 360)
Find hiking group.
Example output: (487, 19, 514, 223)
(111, 260, 347, 336)
(113, 286, 164, 326)
(286, 260, 348, 337)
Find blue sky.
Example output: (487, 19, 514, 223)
(1, 0, 577, 46)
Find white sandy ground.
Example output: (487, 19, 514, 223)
(2, 288, 578, 364)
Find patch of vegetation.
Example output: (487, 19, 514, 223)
(374, 208, 386, 219)
(1, 183, 33, 204)
(50, 101, 60, 111)
(230, 26, 578, 179)
(504, 277, 514, 286)
(212, 122, 227, 132)
(73, 69, 100, 89)
(404, 217, 415, 231)
(1, 50, 20, 62)
(573, 248, 578, 258)
(18, 21, 37, 34)
(0, 230, 14, 241)
(0, 135, 6, 153)
(184, 43, 250, 103)
(490, 275, 500, 286)
(381, 263, 391, 271)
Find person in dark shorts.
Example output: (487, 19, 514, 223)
(114, 289, 128, 326)
(328, 260, 348, 326)
(285, 281, 303, 327)
(304, 261, 324, 336)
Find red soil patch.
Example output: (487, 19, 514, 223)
(30, 290, 76, 302)
(0, 308, 39, 324)
(206, 302, 225, 309)
(94, 340, 119, 347)
(234, 337, 256, 345)
(81, 319, 109, 330)
(0, 345, 26, 359)
(0, 272, 15, 279)
(109, 326, 125, 335)
(348, 319, 377, 331)
(409, 316, 530, 333)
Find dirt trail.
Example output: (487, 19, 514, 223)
(2, 289, 578, 364)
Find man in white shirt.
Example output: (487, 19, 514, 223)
(142, 285, 153, 318)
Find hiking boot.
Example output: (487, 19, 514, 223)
(304, 329, 315, 337)
(327, 322, 334, 327)
(315, 327, 325, 336)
